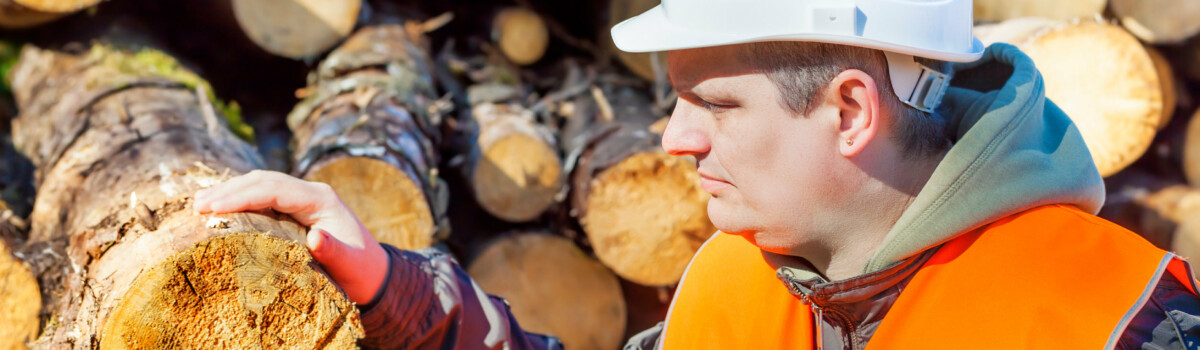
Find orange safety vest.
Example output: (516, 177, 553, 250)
(661, 205, 1199, 349)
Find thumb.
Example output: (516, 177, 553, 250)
(305, 228, 388, 304)
(307, 228, 344, 262)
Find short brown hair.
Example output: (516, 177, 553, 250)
(741, 42, 953, 159)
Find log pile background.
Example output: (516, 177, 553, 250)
(1, 0, 1200, 348)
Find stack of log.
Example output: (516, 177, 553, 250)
(966, 2, 1200, 261)
(24, 0, 1200, 347)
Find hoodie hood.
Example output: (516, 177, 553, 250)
(861, 43, 1105, 273)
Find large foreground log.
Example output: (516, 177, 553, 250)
(289, 25, 448, 251)
(560, 78, 714, 286)
(231, 0, 361, 59)
(975, 19, 1162, 178)
(467, 232, 626, 350)
(10, 45, 361, 348)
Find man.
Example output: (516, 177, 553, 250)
(195, 0, 1200, 348)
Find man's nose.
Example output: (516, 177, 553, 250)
(661, 99, 711, 157)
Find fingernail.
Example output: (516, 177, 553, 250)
(307, 229, 325, 252)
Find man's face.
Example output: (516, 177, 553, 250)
(664, 45, 847, 252)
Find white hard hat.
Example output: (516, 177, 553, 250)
(611, 0, 985, 112)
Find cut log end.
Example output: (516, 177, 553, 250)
(493, 7, 548, 66)
(1185, 110, 1200, 186)
(232, 0, 362, 58)
(304, 157, 435, 250)
(101, 232, 363, 349)
(0, 241, 39, 350)
(1174, 213, 1200, 261)
(583, 152, 715, 286)
(0, 4, 62, 29)
(468, 233, 626, 350)
(972, 0, 1105, 22)
(473, 133, 563, 222)
(1112, 0, 1200, 44)
(1146, 47, 1177, 130)
(10, 0, 99, 13)
(1022, 20, 1161, 178)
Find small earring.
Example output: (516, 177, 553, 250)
(845, 139, 854, 146)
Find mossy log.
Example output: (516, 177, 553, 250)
(467, 232, 626, 350)
(461, 84, 562, 223)
(9, 45, 361, 348)
(975, 19, 1163, 178)
(289, 25, 448, 251)
(231, 0, 361, 59)
(560, 80, 714, 286)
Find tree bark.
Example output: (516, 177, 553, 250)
(289, 25, 448, 251)
(467, 231, 626, 350)
(558, 73, 714, 286)
(9, 44, 361, 348)
(230, 0, 361, 59)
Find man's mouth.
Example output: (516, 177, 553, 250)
(698, 171, 731, 194)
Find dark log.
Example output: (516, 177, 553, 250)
(289, 25, 449, 251)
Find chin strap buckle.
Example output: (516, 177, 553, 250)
(883, 52, 949, 113)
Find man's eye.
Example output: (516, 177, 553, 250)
(699, 99, 733, 111)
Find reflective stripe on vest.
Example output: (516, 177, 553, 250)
(661, 205, 1199, 349)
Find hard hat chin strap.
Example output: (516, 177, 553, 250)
(883, 52, 948, 113)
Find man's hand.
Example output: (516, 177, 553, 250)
(193, 170, 388, 305)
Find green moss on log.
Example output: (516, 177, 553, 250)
(85, 45, 255, 142)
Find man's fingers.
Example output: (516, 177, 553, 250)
(193, 171, 334, 225)
(194, 170, 273, 213)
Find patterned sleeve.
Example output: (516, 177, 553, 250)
(1116, 270, 1200, 349)
(356, 244, 563, 350)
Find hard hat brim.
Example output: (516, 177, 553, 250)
(611, 5, 985, 63)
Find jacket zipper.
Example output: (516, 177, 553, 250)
(779, 270, 826, 350)
(796, 290, 824, 350)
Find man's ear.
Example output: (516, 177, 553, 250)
(826, 69, 881, 157)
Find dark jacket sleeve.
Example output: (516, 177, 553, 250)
(356, 244, 564, 350)
(1117, 270, 1200, 350)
